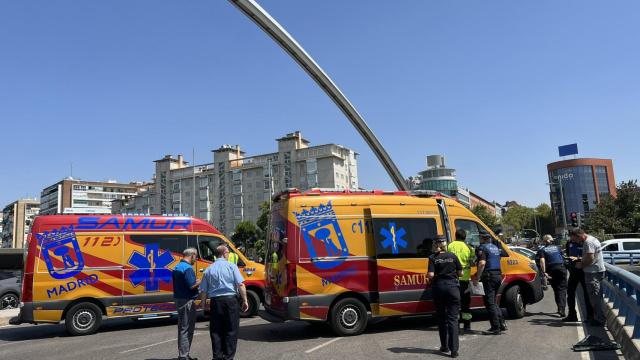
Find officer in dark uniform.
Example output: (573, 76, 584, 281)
(537, 235, 568, 317)
(473, 233, 507, 335)
(428, 237, 462, 358)
(563, 235, 594, 322)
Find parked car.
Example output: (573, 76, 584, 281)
(0, 271, 20, 310)
(601, 238, 640, 264)
(508, 246, 537, 260)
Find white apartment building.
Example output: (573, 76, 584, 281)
(40, 179, 143, 215)
(114, 131, 358, 235)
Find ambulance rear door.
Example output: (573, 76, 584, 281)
(370, 205, 442, 316)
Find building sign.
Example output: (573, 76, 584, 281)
(558, 143, 579, 157)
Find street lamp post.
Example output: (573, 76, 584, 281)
(547, 177, 567, 236)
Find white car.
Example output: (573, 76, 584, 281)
(601, 238, 640, 264)
(508, 246, 537, 260)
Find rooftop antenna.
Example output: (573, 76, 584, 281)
(228, 0, 408, 191)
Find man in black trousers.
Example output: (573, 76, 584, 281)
(200, 245, 249, 360)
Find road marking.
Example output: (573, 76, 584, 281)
(120, 333, 204, 354)
(304, 337, 342, 354)
(575, 292, 590, 360)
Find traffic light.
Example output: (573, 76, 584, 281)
(570, 212, 578, 227)
(579, 212, 586, 226)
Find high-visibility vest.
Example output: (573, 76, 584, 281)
(448, 240, 474, 281)
(228, 252, 239, 265)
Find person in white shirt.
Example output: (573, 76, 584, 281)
(569, 228, 606, 327)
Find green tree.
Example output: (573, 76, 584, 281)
(471, 205, 498, 229)
(534, 203, 555, 236)
(231, 221, 259, 248)
(502, 205, 535, 237)
(256, 202, 270, 239)
(586, 180, 640, 234)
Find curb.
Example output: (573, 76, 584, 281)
(0, 309, 20, 326)
(604, 299, 640, 360)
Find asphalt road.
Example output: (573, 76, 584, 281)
(0, 292, 624, 360)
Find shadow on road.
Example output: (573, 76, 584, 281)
(387, 347, 448, 356)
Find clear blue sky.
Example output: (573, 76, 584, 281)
(1, 0, 639, 208)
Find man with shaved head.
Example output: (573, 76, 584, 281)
(200, 245, 248, 360)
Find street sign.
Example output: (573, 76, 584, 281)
(558, 143, 579, 157)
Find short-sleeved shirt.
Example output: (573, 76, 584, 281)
(199, 258, 245, 298)
(448, 241, 474, 281)
(583, 235, 606, 273)
(476, 243, 502, 271)
(537, 245, 565, 266)
(172, 260, 198, 300)
(428, 252, 462, 285)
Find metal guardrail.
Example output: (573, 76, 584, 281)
(603, 262, 640, 339)
(604, 251, 640, 265)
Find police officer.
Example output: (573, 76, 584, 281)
(199, 245, 249, 360)
(448, 229, 474, 333)
(473, 233, 507, 335)
(537, 235, 568, 317)
(564, 234, 593, 322)
(428, 237, 462, 358)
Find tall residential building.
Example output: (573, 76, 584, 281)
(113, 131, 359, 235)
(40, 179, 143, 215)
(547, 158, 616, 230)
(2, 199, 40, 248)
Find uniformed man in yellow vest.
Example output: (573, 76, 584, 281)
(448, 229, 475, 334)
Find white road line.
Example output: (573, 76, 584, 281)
(575, 292, 590, 360)
(304, 337, 342, 354)
(120, 338, 176, 354)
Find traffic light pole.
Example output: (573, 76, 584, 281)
(228, 0, 408, 191)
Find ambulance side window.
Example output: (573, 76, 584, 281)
(198, 235, 224, 262)
(372, 218, 438, 259)
(454, 220, 482, 248)
(129, 234, 192, 256)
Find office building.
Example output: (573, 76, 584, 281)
(547, 158, 616, 230)
(2, 199, 40, 248)
(40, 179, 143, 215)
(416, 155, 458, 196)
(113, 131, 359, 235)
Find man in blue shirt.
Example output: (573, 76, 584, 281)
(200, 245, 248, 360)
(172, 248, 201, 360)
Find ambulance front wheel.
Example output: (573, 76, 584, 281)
(65, 302, 103, 336)
(329, 298, 368, 336)
(504, 285, 526, 319)
(241, 290, 260, 317)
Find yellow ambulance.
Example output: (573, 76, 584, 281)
(262, 189, 544, 336)
(13, 215, 265, 335)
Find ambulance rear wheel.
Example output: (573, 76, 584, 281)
(329, 298, 368, 336)
(65, 302, 102, 336)
(241, 290, 260, 317)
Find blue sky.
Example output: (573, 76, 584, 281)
(1, 0, 639, 208)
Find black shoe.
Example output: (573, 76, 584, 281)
(500, 322, 508, 331)
(439, 346, 450, 353)
(558, 309, 566, 318)
(562, 315, 578, 322)
(451, 351, 459, 358)
(482, 328, 501, 335)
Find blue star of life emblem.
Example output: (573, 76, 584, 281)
(380, 222, 408, 254)
(127, 243, 174, 292)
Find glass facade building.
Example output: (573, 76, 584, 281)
(547, 158, 615, 230)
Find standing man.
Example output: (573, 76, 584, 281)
(564, 234, 593, 322)
(448, 229, 475, 333)
(172, 248, 201, 360)
(537, 235, 568, 317)
(200, 245, 249, 360)
(570, 228, 606, 327)
(473, 233, 507, 335)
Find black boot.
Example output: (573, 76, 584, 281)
(500, 322, 508, 331)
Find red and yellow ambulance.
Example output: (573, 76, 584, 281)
(262, 189, 544, 336)
(14, 215, 265, 335)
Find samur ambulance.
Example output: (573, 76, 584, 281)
(262, 189, 544, 336)
(13, 215, 265, 335)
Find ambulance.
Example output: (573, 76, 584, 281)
(13, 215, 265, 335)
(262, 189, 544, 336)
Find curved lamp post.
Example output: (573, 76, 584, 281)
(228, 0, 408, 191)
